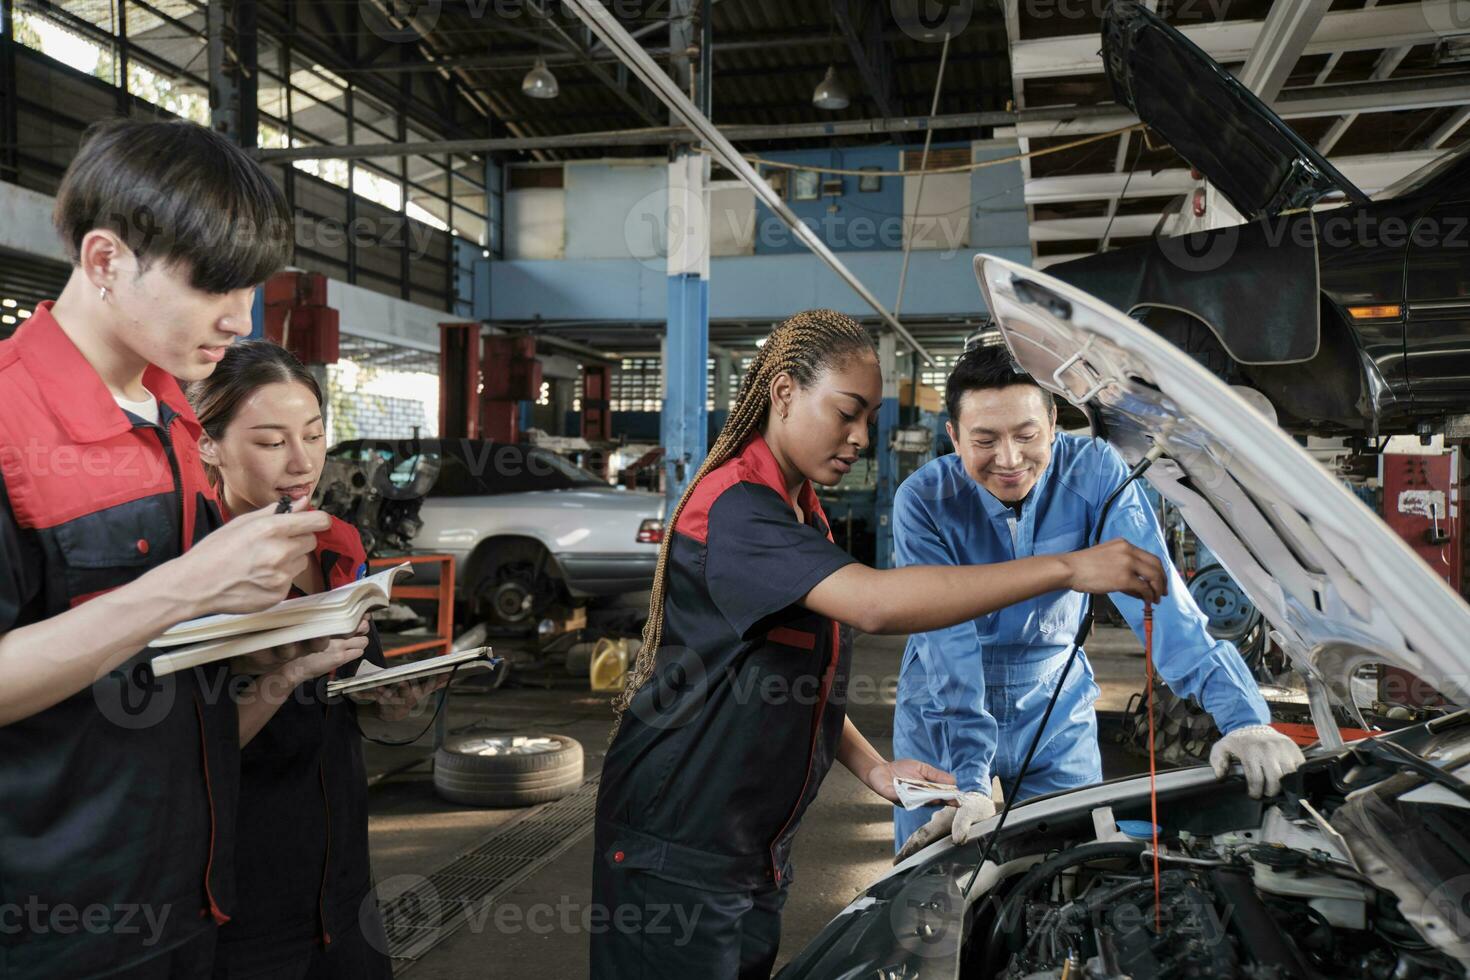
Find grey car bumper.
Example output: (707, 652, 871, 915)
(555, 552, 657, 597)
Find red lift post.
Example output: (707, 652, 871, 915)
(438, 323, 541, 443)
(581, 364, 612, 477)
(262, 271, 339, 365)
(1379, 450, 1461, 707)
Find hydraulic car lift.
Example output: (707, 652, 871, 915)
(438, 323, 542, 442)
(260, 270, 339, 366)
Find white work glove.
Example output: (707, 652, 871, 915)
(1209, 724, 1306, 798)
(894, 792, 998, 863)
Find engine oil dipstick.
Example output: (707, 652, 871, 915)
(1144, 601, 1162, 932)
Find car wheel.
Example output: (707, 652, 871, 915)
(432, 734, 584, 808)
(471, 540, 563, 629)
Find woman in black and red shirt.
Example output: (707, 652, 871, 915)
(190, 340, 438, 979)
(594, 310, 1166, 979)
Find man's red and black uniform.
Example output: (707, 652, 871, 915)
(213, 515, 391, 980)
(593, 433, 857, 980)
(0, 304, 237, 978)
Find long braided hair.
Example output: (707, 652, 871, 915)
(610, 309, 877, 735)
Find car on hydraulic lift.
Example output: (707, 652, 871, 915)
(1048, 0, 1470, 445)
(326, 438, 664, 631)
(775, 255, 1470, 980)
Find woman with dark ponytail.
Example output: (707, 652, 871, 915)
(591, 310, 1167, 978)
(189, 340, 438, 979)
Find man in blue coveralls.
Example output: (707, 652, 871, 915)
(893, 345, 1304, 859)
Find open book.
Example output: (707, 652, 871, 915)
(148, 562, 413, 677)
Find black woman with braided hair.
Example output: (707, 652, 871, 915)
(590, 309, 1168, 979)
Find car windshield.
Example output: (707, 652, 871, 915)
(525, 447, 609, 486)
(330, 440, 605, 497)
(1376, 141, 1470, 200)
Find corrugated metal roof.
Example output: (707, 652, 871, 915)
(409, 0, 1013, 157)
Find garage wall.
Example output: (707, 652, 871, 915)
(564, 161, 661, 260)
(972, 139, 1029, 251)
(709, 182, 757, 256)
(505, 187, 566, 260)
(506, 159, 757, 263)
(903, 148, 972, 251)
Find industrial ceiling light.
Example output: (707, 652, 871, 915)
(812, 65, 849, 110)
(522, 58, 559, 99)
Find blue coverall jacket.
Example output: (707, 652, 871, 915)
(892, 433, 1269, 850)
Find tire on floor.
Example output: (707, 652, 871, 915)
(433, 734, 584, 807)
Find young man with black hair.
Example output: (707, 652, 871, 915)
(891, 343, 1304, 860)
(0, 118, 348, 978)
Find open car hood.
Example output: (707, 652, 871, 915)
(1103, 1, 1368, 220)
(975, 254, 1470, 741)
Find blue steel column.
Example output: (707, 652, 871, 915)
(662, 149, 709, 505)
(453, 238, 478, 319)
(661, 0, 709, 506)
(249, 286, 264, 339)
(875, 331, 900, 568)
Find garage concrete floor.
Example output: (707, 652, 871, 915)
(361, 626, 1156, 978)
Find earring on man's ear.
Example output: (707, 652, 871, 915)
(99, 285, 109, 303)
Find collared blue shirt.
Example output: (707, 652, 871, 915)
(893, 432, 1269, 794)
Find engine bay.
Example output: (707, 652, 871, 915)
(981, 818, 1453, 978)
(960, 743, 1470, 980)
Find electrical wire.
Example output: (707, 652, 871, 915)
(1099, 130, 1144, 252)
(963, 442, 1167, 898)
(699, 123, 1147, 179)
(895, 28, 952, 320)
(350, 660, 488, 747)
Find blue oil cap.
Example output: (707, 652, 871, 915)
(1117, 819, 1163, 840)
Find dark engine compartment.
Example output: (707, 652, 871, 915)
(955, 747, 1470, 980)
(979, 838, 1454, 979)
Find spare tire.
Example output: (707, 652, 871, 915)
(433, 734, 583, 808)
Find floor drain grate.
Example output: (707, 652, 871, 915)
(379, 774, 600, 964)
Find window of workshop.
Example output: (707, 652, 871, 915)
(353, 163, 404, 212)
(254, 35, 288, 138)
(286, 61, 350, 188)
(919, 354, 959, 392)
(127, 60, 209, 123)
(450, 206, 484, 243)
(704, 356, 748, 411)
(450, 162, 488, 242)
(612, 358, 663, 413)
(405, 151, 450, 231)
(352, 90, 397, 144)
(327, 342, 440, 444)
(13, 6, 117, 83)
(124, 0, 205, 85)
(258, 121, 289, 151)
(294, 152, 349, 190)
